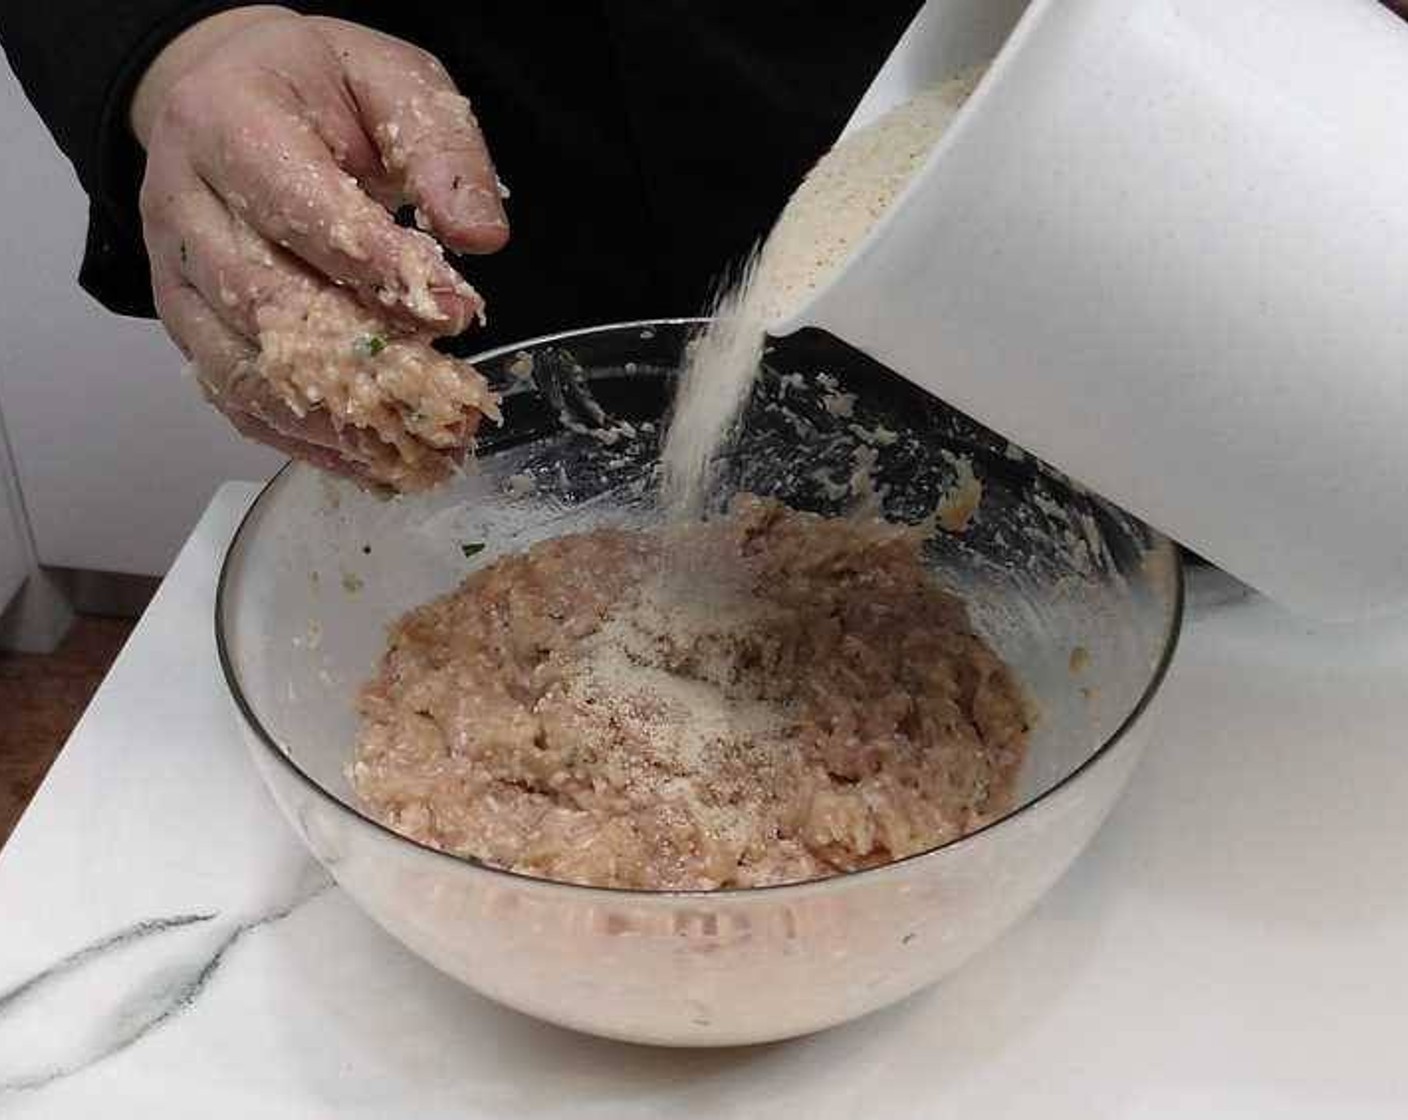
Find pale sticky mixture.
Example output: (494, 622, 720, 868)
(250, 285, 498, 492)
(352, 498, 1029, 890)
(197, 98, 498, 494)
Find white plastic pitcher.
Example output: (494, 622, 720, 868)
(770, 0, 1408, 621)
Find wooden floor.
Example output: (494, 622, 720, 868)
(0, 617, 134, 847)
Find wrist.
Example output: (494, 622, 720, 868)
(130, 5, 297, 147)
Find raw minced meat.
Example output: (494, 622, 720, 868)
(252, 287, 498, 491)
(351, 497, 1031, 890)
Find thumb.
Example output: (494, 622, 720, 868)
(316, 21, 509, 254)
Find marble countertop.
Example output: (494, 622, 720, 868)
(2, 482, 1406, 1118)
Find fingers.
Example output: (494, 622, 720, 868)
(136, 14, 504, 492)
(142, 15, 504, 339)
(225, 396, 387, 485)
(152, 276, 309, 451)
(143, 153, 317, 341)
(151, 270, 256, 401)
(313, 19, 509, 254)
(146, 155, 496, 432)
(161, 77, 481, 333)
(154, 278, 409, 485)
(146, 179, 493, 490)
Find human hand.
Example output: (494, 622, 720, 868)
(132, 7, 508, 490)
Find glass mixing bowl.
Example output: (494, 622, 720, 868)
(217, 319, 1182, 1046)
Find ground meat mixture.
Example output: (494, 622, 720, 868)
(351, 498, 1030, 890)
(252, 287, 498, 492)
(193, 210, 498, 493)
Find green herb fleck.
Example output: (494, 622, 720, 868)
(354, 333, 388, 358)
(460, 542, 486, 559)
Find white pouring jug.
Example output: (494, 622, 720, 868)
(769, 0, 1408, 621)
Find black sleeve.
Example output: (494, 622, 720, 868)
(0, 2, 286, 317)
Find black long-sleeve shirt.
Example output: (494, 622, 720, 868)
(0, 1, 920, 351)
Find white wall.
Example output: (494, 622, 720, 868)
(0, 412, 29, 613)
(0, 57, 281, 577)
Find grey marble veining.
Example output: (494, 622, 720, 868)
(0, 869, 331, 1096)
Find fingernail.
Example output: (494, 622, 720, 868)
(447, 182, 507, 232)
(430, 285, 482, 333)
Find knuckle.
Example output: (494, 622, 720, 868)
(137, 173, 185, 234)
(157, 75, 212, 136)
(137, 177, 163, 225)
(151, 283, 177, 323)
(164, 325, 195, 363)
(400, 42, 450, 82)
(151, 291, 196, 359)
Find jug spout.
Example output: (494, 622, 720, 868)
(772, 0, 1408, 621)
